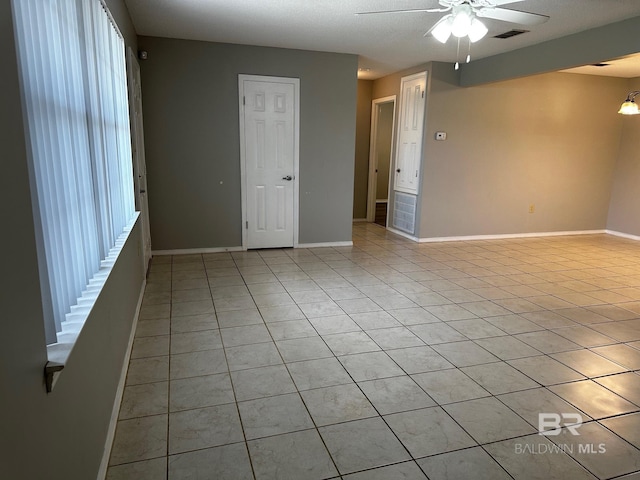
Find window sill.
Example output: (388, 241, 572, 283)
(45, 213, 139, 392)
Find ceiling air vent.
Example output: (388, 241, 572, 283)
(494, 29, 529, 39)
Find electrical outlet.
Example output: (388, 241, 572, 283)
(529, 204, 535, 214)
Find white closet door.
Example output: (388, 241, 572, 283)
(394, 72, 426, 194)
(240, 76, 298, 249)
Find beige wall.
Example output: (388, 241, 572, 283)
(607, 77, 640, 236)
(419, 68, 626, 238)
(354, 80, 373, 219)
(372, 62, 630, 239)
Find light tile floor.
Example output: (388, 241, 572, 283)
(107, 223, 640, 479)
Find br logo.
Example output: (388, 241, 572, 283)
(538, 413, 583, 436)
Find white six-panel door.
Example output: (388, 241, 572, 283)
(394, 72, 426, 194)
(239, 75, 299, 249)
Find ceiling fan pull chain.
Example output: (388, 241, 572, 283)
(455, 37, 461, 70)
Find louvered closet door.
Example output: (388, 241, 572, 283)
(242, 78, 296, 249)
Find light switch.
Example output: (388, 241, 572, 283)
(435, 132, 447, 141)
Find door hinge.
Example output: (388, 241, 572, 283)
(421, 90, 425, 98)
(243, 96, 246, 105)
(245, 221, 248, 229)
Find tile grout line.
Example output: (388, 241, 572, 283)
(108, 227, 640, 479)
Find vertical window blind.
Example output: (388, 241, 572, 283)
(12, 0, 136, 346)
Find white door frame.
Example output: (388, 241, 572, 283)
(127, 47, 152, 272)
(238, 74, 300, 249)
(393, 71, 427, 195)
(366, 95, 396, 223)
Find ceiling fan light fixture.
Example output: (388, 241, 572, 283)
(451, 5, 472, 37)
(431, 16, 453, 43)
(468, 18, 488, 42)
(619, 92, 640, 115)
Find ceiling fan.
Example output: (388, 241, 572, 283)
(357, 1, 549, 67)
(356, 0, 549, 28)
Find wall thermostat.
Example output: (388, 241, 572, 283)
(435, 132, 447, 141)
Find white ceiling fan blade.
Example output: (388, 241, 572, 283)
(477, 7, 549, 26)
(485, 0, 525, 6)
(356, 7, 450, 16)
(423, 16, 449, 37)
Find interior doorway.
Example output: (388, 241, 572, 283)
(239, 75, 300, 249)
(367, 96, 396, 226)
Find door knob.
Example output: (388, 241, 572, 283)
(396, 169, 401, 173)
(282, 175, 293, 181)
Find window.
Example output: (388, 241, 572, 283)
(12, 0, 137, 355)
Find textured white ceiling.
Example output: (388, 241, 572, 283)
(125, 0, 640, 78)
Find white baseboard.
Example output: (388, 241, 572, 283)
(352, 218, 368, 223)
(153, 242, 359, 253)
(605, 230, 640, 241)
(297, 241, 354, 248)
(152, 246, 245, 255)
(380, 227, 611, 243)
(386, 226, 419, 242)
(97, 279, 146, 480)
(417, 229, 607, 243)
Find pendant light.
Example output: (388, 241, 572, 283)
(619, 91, 640, 115)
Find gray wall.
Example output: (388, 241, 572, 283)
(354, 80, 373, 219)
(459, 16, 640, 87)
(607, 77, 640, 236)
(138, 36, 358, 249)
(1, 2, 145, 479)
(104, 0, 137, 48)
